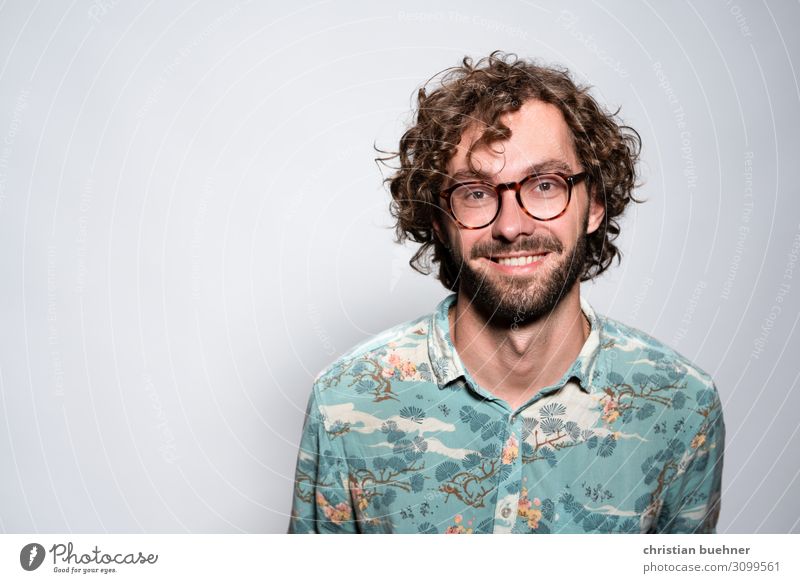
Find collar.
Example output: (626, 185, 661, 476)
(427, 293, 604, 395)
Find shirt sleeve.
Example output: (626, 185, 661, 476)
(287, 384, 357, 534)
(659, 384, 725, 533)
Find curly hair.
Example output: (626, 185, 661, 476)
(375, 50, 642, 291)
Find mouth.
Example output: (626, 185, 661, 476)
(486, 252, 550, 266)
(480, 252, 551, 274)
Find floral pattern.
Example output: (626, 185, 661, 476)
(444, 514, 474, 534)
(517, 488, 544, 530)
(501, 435, 519, 465)
(288, 294, 725, 534)
(316, 492, 352, 525)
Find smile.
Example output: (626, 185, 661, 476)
(491, 254, 548, 266)
(481, 252, 550, 274)
(489, 253, 547, 266)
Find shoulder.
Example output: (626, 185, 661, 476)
(311, 312, 433, 400)
(598, 313, 719, 403)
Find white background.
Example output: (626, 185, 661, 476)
(0, 0, 798, 533)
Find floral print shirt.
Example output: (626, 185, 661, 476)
(288, 294, 724, 534)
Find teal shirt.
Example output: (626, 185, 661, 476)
(288, 294, 724, 534)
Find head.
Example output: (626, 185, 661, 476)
(377, 51, 641, 323)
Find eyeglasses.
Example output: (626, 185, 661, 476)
(439, 171, 589, 229)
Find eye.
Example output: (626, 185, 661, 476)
(537, 180, 555, 192)
(527, 175, 567, 199)
(452, 184, 494, 202)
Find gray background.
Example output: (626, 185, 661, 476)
(0, 0, 798, 533)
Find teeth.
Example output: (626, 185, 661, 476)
(496, 254, 546, 266)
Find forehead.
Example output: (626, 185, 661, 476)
(446, 99, 578, 178)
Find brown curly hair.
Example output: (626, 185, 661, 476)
(375, 50, 642, 291)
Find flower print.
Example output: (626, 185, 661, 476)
(518, 488, 532, 517)
(445, 514, 473, 533)
(527, 508, 543, 529)
(323, 502, 352, 525)
(399, 360, 417, 379)
(501, 434, 519, 465)
(691, 433, 706, 449)
(602, 398, 620, 423)
(317, 491, 352, 525)
(518, 489, 544, 529)
(383, 351, 419, 381)
(348, 480, 369, 512)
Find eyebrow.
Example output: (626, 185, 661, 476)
(449, 158, 575, 182)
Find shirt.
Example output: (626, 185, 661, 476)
(288, 293, 724, 534)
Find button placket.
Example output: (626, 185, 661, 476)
(492, 414, 523, 533)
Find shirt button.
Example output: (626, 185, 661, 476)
(501, 507, 511, 518)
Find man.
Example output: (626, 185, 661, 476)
(288, 51, 724, 534)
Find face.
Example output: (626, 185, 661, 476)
(434, 99, 605, 326)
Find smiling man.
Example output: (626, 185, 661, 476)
(288, 51, 724, 534)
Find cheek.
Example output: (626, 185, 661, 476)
(562, 206, 588, 236)
(442, 223, 466, 250)
(459, 232, 488, 258)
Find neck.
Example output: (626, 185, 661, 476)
(449, 283, 589, 408)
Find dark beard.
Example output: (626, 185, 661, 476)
(450, 211, 589, 328)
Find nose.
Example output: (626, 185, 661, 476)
(491, 187, 537, 242)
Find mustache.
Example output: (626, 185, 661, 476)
(470, 236, 563, 259)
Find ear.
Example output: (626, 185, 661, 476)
(586, 187, 606, 235)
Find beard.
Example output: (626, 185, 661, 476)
(447, 209, 589, 328)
